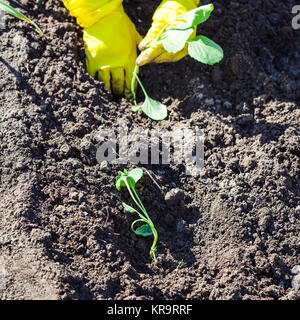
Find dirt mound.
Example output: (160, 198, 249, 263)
(0, 0, 299, 299)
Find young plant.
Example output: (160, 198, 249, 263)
(116, 168, 158, 263)
(130, 65, 168, 121)
(175, 259, 187, 272)
(0, 0, 43, 35)
(130, 3, 223, 121)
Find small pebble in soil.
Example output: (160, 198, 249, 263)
(60, 144, 71, 156)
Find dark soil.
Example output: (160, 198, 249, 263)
(0, 0, 299, 300)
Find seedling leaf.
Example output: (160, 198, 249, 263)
(159, 4, 214, 54)
(129, 4, 223, 124)
(115, 173, 125, 190)
(128, 168, 143, 184)
(135, 224, 153, 237)
(115, 168, 158, 263)
(161, 27, 194, 54)
(0, 0, 43, 35)
(122, 202, 138, 214)
(142, 97, 168, 121)
(116, 168, 143, 190)
(177, 3, 214, 28)
(187, 35, 223, 65)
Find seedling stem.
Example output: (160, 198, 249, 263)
(116, 168, 158, 263)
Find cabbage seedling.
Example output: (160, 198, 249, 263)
(130, 65, 168, 121)
(130, 3, 223, 121)
(147, 3, 223, 64)
(0, 1, 42, 35)
(116, 168, 158, 263)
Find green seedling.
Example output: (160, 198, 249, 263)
(175, 259, 187, 272)
(130, 65, 168, 121)
(0, 0, 43, 35)
(116, 168, 158, 263)
(130, 3, 223, 121)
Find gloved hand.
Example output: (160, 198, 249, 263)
(63, 0, 142, 95)
(136, 0, 200, 67)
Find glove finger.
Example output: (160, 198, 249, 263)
(110, 67, 125, 96)
(138, 22, 165, 51)
(153, 46, 188, 63)
(124, 62, 136, 95)
(85, 49, 97, 78)
(98, 69, 111, 93)
(136, 45, 165, 67)
(138, 37, 151, 52)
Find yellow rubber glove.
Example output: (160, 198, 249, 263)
(136, 0, 200, 67)
(63, 0, 142, 95)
